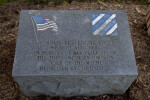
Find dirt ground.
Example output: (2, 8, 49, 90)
(0, 1, 149, 100)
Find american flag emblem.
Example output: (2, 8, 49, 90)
(92, 14, 118, 35)
(32, 16, 58, 33)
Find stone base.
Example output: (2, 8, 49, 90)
(13, 75, 137, 97)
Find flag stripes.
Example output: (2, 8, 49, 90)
(92, 14, 118, 35)
(32, 16, 58, 32)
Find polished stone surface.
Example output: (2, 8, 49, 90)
(12, 10, 138, 96)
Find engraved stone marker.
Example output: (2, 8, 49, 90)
(12, 10, 138, 96)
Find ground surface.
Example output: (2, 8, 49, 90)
(0, 1, 149, 100)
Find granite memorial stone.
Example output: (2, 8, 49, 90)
(12, 10, 138, 96)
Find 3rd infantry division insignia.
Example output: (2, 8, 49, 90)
(92, 14, 118, 36)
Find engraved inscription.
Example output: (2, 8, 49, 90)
(34, 40, 117, 72)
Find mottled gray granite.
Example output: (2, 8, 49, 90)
(12, 10, 138, 97)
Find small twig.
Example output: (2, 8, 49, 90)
(135, 6, 146, 16)
(98, 1, 108, 7)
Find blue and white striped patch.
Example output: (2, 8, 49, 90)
(92, 14, 118, 35)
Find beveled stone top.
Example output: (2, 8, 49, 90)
(12, 10, 138, 76)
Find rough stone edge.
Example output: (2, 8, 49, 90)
(13, 75, 138, 97)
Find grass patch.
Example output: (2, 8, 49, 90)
(100, 0, 148, 3)
(0, 0, 15, 6)
(25, 0, 59, 3)
(139, 0, 148, 4)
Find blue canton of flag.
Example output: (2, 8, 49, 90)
(92, 14, 118, 35)
(32, 16, 58, 32)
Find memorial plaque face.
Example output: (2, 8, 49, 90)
(12, 10, 138, 96)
